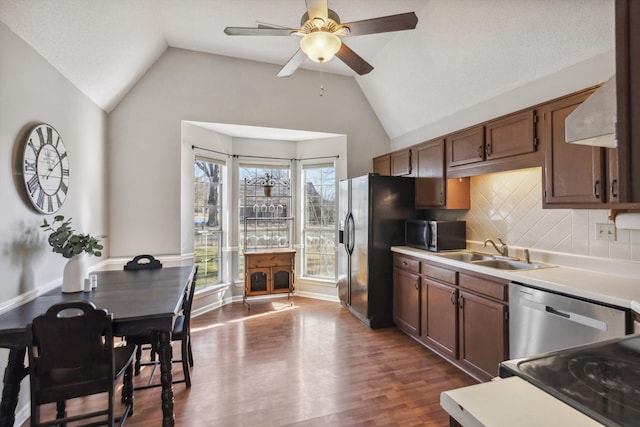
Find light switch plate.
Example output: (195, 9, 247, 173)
(595, 223, 616, 241)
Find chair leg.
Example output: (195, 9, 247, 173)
(134, 345, 142, 376)
(56, 400, 67, 427)
(187, 337, 194, 367)
(123, 361, 135, 416)
(181, 337, 191, 388)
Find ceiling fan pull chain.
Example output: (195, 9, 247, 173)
(319, 69, 325, 96)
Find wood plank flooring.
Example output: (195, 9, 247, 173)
(26, 297, 476, 426)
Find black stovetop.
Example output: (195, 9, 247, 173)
(500, 335, 640, 427)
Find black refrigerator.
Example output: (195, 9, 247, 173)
(338, 174, 417, 329)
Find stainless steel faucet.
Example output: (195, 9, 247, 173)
(484, 238, 508, 257)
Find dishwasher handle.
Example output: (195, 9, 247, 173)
(519, 296, 608, 331)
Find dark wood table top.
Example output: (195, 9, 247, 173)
(0, 266, 195, 346)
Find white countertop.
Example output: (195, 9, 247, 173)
(440, 377, 604, 427)
(391, 246, 640, 311)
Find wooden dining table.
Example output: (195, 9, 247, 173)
(0, 265, 196, 427)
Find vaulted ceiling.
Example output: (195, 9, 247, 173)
(0, 0, 614, 141)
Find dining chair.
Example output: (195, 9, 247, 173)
(26, 301, 136, 427)
(132, 266, 198, 389)
(123, 254, 162, 271)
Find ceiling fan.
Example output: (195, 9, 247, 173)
(224, 0, 418, 77)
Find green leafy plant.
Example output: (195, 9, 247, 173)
(40, 215, 104, 259)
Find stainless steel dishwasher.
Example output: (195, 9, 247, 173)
(509, 282, 629, 359)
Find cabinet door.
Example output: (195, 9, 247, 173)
(415, 139, 446, 207)
(393, 268, 420, 336)
(422, 278, 458, 359)
(391, 149, 412, 176)
(447, 126, 485, 168)
(485, 110, 537, 161)
(542, 90, 605, 205)
(373, 154, 391, 176)
(458, 291, 507, 381)
(272, 266, 293, 293)
(246, 268, 270, 296)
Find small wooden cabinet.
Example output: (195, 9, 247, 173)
(373, 154, 391, 176)
(244, 250, 295, 302)
(447, 126, 486, 168)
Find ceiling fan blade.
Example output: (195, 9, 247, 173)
(224, 27, 295, 36)
(342, 12, 418, 36)
(305, 0, 328, 21)
(256, 22, 296, 30)
(277, 49, 307, 78)
(335, 43, 373, 75)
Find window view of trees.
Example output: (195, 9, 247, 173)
(303, 165, 336, 279)
(194, 158, 223, 288)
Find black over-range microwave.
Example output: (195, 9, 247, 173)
(405, 220, 466, 252)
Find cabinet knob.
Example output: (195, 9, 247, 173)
(594, 180, 601, 199)
(450, 290, 456, 305)
(458, 295, 464, 308)
(485, 143, 493, 157)
(440, 192, 444, 204)
(402, 261, 408, 266)
(415, 280, 419, 290)
(477, 145, 483, 158)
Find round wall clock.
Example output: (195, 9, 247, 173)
(22, 123, 69, 214)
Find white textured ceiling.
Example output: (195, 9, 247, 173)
(0, 0, 614, 141)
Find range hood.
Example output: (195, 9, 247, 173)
(565, 75, 617, 148)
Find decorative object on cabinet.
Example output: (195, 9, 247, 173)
(242, 176, 295, 309)
(21, 123, 69, 214)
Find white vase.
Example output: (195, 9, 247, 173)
(62, 253, 88, 293)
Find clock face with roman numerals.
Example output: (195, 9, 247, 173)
(22, 124, 69, 214)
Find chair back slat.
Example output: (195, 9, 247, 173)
(124, 254, 162, 271)
(29, 301, 113, 375)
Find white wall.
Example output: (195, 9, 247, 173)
(108, 48, 386, 258)
(0, 21, 108, 420)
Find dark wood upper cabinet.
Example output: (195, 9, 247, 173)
(542, 89, 607, 206)
(415, 139, 470, 209)
(391, 149, 412, 176)
(373, 154, 391, 176)
(373, 149, 412, 177)
(485, 110, 537, 161)
(447, 126, 485, 168)
(415, 139, 446, 207)
(615, 0, 640, 205)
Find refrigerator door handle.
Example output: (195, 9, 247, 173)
(346, 212, 355, 255)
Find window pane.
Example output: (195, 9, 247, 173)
(194, 158, 224, 288)
(303, 165, 336, 279)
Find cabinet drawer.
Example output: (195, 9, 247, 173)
(393, 254, 420, 273)
(459, 273, 507, 301)
(246, 253, 294, 268)
(423, 262, 457, 284)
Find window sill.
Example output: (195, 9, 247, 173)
(296, 276, 337, 287)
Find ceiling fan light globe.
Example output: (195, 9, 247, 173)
(300, 31, 342, 63)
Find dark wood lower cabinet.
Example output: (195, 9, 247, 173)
(392, 254, 509, 382)
(458, 290, 507, 379)
(393, 268, 421, 336)
(422, 278, 457, 359)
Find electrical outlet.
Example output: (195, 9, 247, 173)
(595, 223, 616, 241)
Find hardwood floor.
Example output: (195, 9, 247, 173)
(26, 297, 476, 426)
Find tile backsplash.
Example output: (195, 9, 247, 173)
(434, 167, 640, 262)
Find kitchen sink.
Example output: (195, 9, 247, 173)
(471, 259, 552, 270)
(436, 252, 495, 262)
